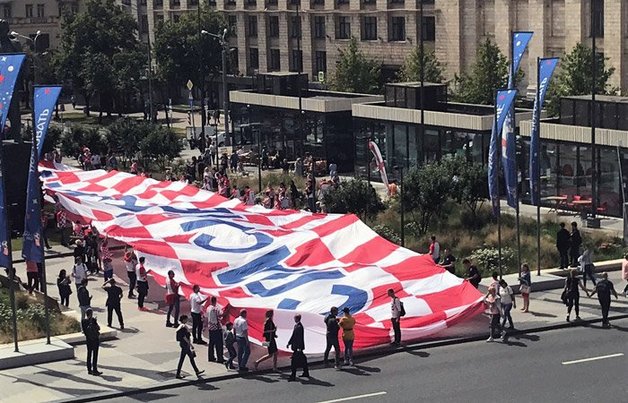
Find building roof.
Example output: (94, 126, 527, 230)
(563, 94, 628, 103)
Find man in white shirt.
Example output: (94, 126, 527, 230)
(207, 296, 224, 362)
(388, 288, 402, 347)
(72, 256, 88, 291)
(189, 285, 208, 344)
(233, 309, 250, 372)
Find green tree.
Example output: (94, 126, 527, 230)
(329, 37, 381, 94)
(545, 43, 616, 116)
(139, 127, 183, 171)
(322, 179, 385, 220)
(153, 6, 225, 92)
(106, 118, 156, 165)
(453, 39, 509, 105)
(442, 157, 488, 224)
(402, 161, 452, 235)
(397, 47, 445, 83)
(55, 0, 142, 118)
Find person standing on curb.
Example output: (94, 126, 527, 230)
(135, 256, 149, 311)
(569, 222, 582, 267)
(339, 307, 356, 366)
(207, 296, 224, 363)
(175, 315, 205, 379)
(77, 279, 92, 320)
(165, 270, 180, 328)
(556, 222, 570, 269)
(484, 286, 501, 342)
(518, 263, 532, 312)
(102, 278, 124, 329)
(287, 314, 309, 381)
(589, 272, 619, 328)
(123, 246, 138, 298)
(323, 306, 340, 369)
(234, 309, 250, 372)
(72, 256, 89, 292)
(81, 308, 102, 376)
(499, 279, 515, 329)
(623, 254, 628, 296)
(189, 285, 208, 344)
(254, 309, 278, 371)
(564, 268, 589, 322)
(388, 289, 402, 347)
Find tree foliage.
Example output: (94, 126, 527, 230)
(545, 43, 616, 117)
(138, 126, 183, 171)
(323, 179, 385, 220)
(442, 157, 488, 225)
(452, 39, 509, 105)
(397, 47, 445, 83)
(329, 37, 381, 94)
(55, 0, 143, 118)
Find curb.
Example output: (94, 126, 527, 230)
(13, 245, 127, 265)
(58, 313, 628, 403)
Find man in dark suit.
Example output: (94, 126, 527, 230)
(287, 314, 309, 381)
(556, 222, 570, 269)
(81, 308, 102, 376)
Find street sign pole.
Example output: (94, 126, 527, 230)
(187, 80, 195, 148)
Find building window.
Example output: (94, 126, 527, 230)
(312, 0, 324, 5)
(591, 0, 604, 37)
(154, 0, 163, 8)
(170, 0, 180, 7)
(173, 14, 180, 23)
(25, 4, 33, 18)
(291, 49, 302, 72)
(248, 16, 258, 37)
(336, 16, 350, 39)
(337, 0, 349, 4)
(3, 4, 11, 18)
(140, 15, 149, 33)
(155, 14, 164, 26)
(291, 16, 301, 38)
(314, 16, 325, 38)
(268, 16, 279, 37)
(140, 0, 147, 5)
(362, 16, 377, 40)
(389, 16, 405, 41)
(315, 51, 326, 75)
(36, 3, 44, 17)
(389, 0, 403, 4)
(228, 15, 238, 36)
(189, 0, 198, 4)
(267, 0, 278, 5)
(269, 49, 281, 71)
(421, 16, 435, 41)
(249, 48, 259, 70)
(362, 0, 375, 4)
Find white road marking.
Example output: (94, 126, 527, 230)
(317, 391, 387, 403)
(561, 353, 624, 366)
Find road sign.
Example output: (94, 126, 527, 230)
(186, 80, 194, 90)
(318, 71, 325, 82)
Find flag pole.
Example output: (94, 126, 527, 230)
(494, 93, 503, 279)
(0, 138, 19, 352)
(366, 137, 371, 185)
(535, 57, 542, 276)
(510, 32, 522, 277)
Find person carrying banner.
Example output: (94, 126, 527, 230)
(323, 306, 340, 369)
(388, 288, 402, 346)
(287, 314, 309, 381)
(135, 256, 149, 310)
(123, 246, 138, 298)
(165, 270, 180, 328)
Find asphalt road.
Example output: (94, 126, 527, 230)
(109, 318, 628, 403)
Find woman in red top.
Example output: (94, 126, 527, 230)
(26, 260, 40, 294)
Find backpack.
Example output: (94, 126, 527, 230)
(176, 327, 185, 342)
(84, 319, 99, 341)
(399, 300, 406, 317)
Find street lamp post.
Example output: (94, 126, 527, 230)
(202, 28, 230, 147)
(197, 7, 207, 152)
(394, 165, 405, 247)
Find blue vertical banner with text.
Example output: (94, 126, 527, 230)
(0, 54, 26, 269)
(502, 32, 533, 209)
(530, 58, 559, 205)
(22, 86, 61, 262)
(489, 89, 519, 216)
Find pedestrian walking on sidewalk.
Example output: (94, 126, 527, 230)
(556, 222, 570, 269)
(175, 315, 205, 379)
(81, 308, 102, 376)
(623, 254, 628, 296)
(499, 279, 515, 329)
(224, 322, 237, 370)
(165, 270, 180, 327)
(578, 248, 596, 288)
(484, 286, 501, 342)
(254, 309, 278, 371)
(518, 263, 532, 312)
(26, 260, 40, 293)
(589, 273, 619, 327)
(72, 256, 88, 291)
(123, 246, 138, 298)
(323, 306, 340, 369)
(77, 279, 92, 320)
(57, 269, 72, 308)
(234, 309, 251, 372)
(287, 314, 309, 381)
(569, 222, 582, 267)
(564, 269, 589, 322)
(388, 288, 402, 346)
(135, 257, 149, 310)
(189, 285, 208, 344)
(339, 307, 356, 366)
(102, 278, 124, 329)
(207, 296, 224, 363)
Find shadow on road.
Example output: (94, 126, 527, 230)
(528, 311, 558, 318)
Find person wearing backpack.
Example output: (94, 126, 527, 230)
(388, 288, 403, 347)
(81, 308, 102, 376)
(175, 315, 204, 379)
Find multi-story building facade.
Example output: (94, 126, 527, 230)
(0, 0, 80, 50)
(122, 0, 626, 93)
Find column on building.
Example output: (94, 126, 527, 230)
(236, 10, 248, 75)
(460, 0, 480, 73)
(325, 4, 340, 79)
(301, 4, 313, 78)
(605, 0, 625, 91)
(528, 0, 547, 92)
(564, 0, 586, 52)
(435, 0, 463, 81)
(493, 0, 513, 66)
(258, 11, 268, 72)
(280, 2, 291, 72)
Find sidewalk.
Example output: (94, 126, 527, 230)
(1, 252, 626, 402)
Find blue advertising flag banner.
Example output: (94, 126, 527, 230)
(530, 58, 559, 205)
(34, 86, 62, 158)
(488, 89, 518, 216)
(502, 32, 533, 209)
(0, 54, 26, 135)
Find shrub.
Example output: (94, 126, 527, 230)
(469, 246, 516, 276)
(372, 225, 401, 245)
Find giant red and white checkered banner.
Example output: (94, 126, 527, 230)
(41, 163, 483, 352)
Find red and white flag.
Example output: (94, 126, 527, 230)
(368, 141, 389, 190)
